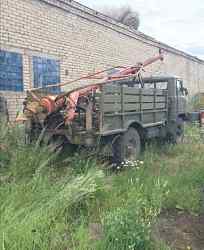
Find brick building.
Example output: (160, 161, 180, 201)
(0, 0, 204, 120)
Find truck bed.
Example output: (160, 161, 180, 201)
(98, 84, 168, 135)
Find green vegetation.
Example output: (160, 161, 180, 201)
(190, 92, 204, 111)
(0, 123, 204, 250)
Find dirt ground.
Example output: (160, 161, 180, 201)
(153, 210, 204, 250)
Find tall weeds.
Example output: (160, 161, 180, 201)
(0, 124, 104, 250)
(0, 124, 204, 250)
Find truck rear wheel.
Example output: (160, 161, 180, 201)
(112, 127, 141, 165)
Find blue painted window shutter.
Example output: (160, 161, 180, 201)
(0, 50, 23, 92)
(33, 56, 61, 94)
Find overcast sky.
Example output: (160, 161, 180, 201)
(78, 0, 204, 59)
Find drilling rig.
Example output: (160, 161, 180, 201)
(19, 50, 190, 163)
(22, 50, 164, 127)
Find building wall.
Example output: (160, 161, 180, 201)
(1, 0, 204, 120)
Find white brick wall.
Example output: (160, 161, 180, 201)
(1, 0, 204, 120)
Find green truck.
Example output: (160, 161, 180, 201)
(23, 75, 189, 164)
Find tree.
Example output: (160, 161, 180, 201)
(102, 6, 140, 30)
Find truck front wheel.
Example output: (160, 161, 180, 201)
(112, 127, 141, 165)
(168, 119, 184, 144)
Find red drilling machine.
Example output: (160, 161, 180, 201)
(21, 50, 164, 125)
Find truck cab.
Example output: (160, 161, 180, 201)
(167, 77, 188, 121)
(128, 76, 188, 144)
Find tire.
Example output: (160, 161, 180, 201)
(167, 119, 184, 144)
(112, 127, 141, 165)
(175, 121, 184, 144)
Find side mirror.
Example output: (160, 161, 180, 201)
(183, 87, 188, 96)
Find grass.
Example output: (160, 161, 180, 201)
(0, 123, 204, 250)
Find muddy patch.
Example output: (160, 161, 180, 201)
(153, 210, 204, 250)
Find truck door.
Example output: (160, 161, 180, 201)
(176, 79, 187, 115)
